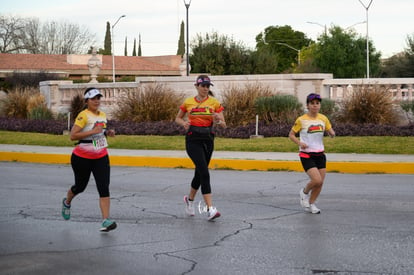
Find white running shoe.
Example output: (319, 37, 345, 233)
(183, 195, 195, 216)
(300, 188, 310, 208)
(309, 204, 321, 214)
(207, 206, 221, 221)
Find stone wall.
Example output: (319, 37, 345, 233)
(323, 78, 414, 101)
(135, 74, 333, 106)
(40, 74, 414, 120)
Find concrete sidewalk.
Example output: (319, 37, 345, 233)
(1, 144, 414, 174)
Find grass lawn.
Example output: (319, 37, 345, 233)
(0, 130, 413, 154)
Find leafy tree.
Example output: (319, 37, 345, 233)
(406, 34, 414, 76)
(176, 21, 185, 56)
(247, 48, 279, 74)
(312, 26, 381, 78)
(295, 43, 320, 73)
(124, 36, 127, 56)
(190, 32, 251, 75)
(381, 33, 414, 77)
(255, 25, 312, 73)
(132, 38, 137, 56)
(381, 53, 408, 77)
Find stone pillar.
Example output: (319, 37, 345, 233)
(396, 85, 402, 100)
(88, 47, 102, 83)
(408, 84, 413, 101)
(39, 80, 73, 114)
(179, 54, 191, 76)
(331, 85, 338, 100)
(345, 84, 353, 99)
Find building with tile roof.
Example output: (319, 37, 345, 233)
(0, 53, 183, 82)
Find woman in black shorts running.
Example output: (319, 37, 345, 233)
(289, 93, 335, 214)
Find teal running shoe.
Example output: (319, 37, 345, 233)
(100, 219, 117, 232)
(61, 198, 71, 220)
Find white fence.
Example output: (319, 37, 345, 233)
(40, 75, 414, 119)
(322, 78, 414, 101)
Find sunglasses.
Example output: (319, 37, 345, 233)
(308, 94, 321, 100)
(307, 94, 321, 103)
(199, 84, 210, 88)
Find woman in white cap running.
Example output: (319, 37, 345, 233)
(61, 87, 117, 232)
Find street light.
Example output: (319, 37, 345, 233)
(306, 21, 327, 36)
(183, 0, 192, 76)
(112, 15, 126, 83)
(276, 42, 301, 66)
(358, 0, 373, 79)
(345, 20, 366, 31)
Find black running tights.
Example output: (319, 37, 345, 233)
(70, 153, 110, 197)
(185, 137, 214, 194)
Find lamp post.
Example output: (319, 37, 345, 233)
(306, 21, 327, 36)
(358, 0, 373, 79)
(345, 20, 366, 30)
(112, 15, 126, 83)
(276, 42, 301, 66)
(183, 0, 192, 76)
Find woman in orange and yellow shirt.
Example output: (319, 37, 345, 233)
(176, 75, 226, 221)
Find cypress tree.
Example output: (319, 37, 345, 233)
(138, 33, 142, 56)
(124, 36, 128, 56)
(132, 38, 137, 56)
(177, 21, 185, 56)
(103, 22, 111, 55)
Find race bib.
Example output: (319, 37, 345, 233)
(93, 136, 108, 150)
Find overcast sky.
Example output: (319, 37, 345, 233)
(2, 0, 413, 58)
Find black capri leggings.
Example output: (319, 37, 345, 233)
(70, 153, 111, 197)
(185, 136, 214, 194)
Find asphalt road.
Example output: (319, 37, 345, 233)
(1, 162, 413, 275)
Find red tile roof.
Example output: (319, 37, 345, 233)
(0, 53, 181, 76)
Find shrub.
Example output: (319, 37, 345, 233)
(96, 76, 112, 83)
(0, 89, 30, 118)
(119, 76, 135, 82)
(400, 100, 414, 123)
(27, 93, 54, 120)
(254, 94, 303, 124)
(4, 71, 61, 89)
(336, 85, 399, 125)
(1, 117, 413, 138)
(28, 106, 54, 120)
(400, 100, 414, 113)
(0, 87, 55, 119)
(69, 93, 86, 122)
(221, 82, 274, 127)
(112, 84, 184, 122)
(0, 117, 66, 134)
(320, 98, 338, 121)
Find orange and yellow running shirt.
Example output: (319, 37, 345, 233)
(72, 109, 108, 159)
(291, 113, 332, 153)
(179, 96, 224, 127)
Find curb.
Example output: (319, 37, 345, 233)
(1, 151, 414, 174)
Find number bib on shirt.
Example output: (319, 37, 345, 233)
(93, 135, 108, 150)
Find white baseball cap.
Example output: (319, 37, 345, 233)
(84, 88, 103, 99)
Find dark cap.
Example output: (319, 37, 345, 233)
(195, 75, 214, 86)
(306, 93, 321, 103)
